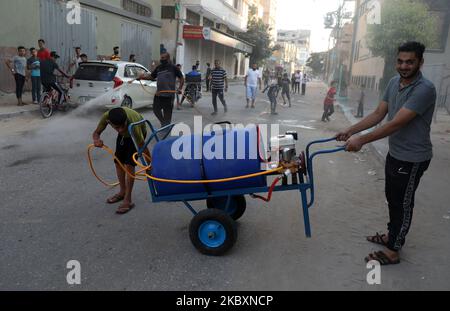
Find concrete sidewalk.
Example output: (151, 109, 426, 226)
(0, 91, 40, 120)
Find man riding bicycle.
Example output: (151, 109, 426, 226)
(40, 51, 70, 106)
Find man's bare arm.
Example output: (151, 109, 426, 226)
(337, 101, 389, 141)
(92, 126, 106, 147)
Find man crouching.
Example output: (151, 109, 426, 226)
(93, 107, 150, 214)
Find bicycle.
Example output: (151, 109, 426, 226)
(39, 78, 71, 118)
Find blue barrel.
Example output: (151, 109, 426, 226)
(151, 126, 267, 196)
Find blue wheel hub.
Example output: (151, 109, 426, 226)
(198, 220, 226, 248)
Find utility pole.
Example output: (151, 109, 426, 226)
(174, 1, 181, 64)
(324, 0, 354, 98)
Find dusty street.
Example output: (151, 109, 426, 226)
(1, 81, 449, 290)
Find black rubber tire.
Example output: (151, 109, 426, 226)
(206, 195, 246, 221)
(39, 93, 53, 118)
(121, 96, 133, 108)
(189, 208, 237, 256)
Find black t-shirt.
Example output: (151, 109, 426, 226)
(150, 63, 183, 97)
(40, 59, 59, 84)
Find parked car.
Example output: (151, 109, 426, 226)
(69, 60, 156, 109)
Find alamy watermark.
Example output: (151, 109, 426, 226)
(366, 0, 381, 25)
(168, 116, 280, 161)
(66, 0, 81, 25)
(366, 260, 381, 285)
(66, 260, 81, 285)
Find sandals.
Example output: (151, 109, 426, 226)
(106, 193, 125, 204)
(366, 232, 388, 246)
(116, 202, 135, 215)
(365, 251, 400, 265)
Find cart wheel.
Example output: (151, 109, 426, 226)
(189, 208, 237, 256)
(206, 195, 246, 220)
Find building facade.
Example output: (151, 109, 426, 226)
(277, 29, 311, 69)
(326, 22, 354, 88)
(272, 42, 298, 75)
(261, 0, 278, 42)
(0, 0, 162, 93)
(160, 0, 253, 78)
(350, 0, 450, 111)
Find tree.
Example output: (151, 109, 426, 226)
(367, 0, 438, 93)
(238, 5, 277, 65)
(306, 52, 327, 76)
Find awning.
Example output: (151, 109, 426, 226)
(183, 26, 253, 54)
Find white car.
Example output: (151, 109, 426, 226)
(69, 60, 156, 109)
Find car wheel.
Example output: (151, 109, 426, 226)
(121, 96, 133, 108)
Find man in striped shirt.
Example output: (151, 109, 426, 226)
(210, 59, 228, 115)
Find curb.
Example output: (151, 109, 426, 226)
(0, 108, 40, 120)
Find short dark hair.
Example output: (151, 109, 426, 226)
(206, 63, 210, 66)
(108, 108, 127, 126)
(75, 47, 81, 50)
(17, 46, 25, 51)
(38, 39, 45, 44)
(398, 41, 426, 60)
(80, 53, 87, 58)
(192, 65, 197, 70)
(30, 47, 36, 52)
(113, 46, 119, 50)
(50, 51, 59, 59)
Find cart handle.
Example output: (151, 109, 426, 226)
(305, 137, 346, 208)
(306, 137, 342, 160)
(128, 119, 176, 159)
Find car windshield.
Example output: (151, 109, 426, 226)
(74, 64, 118, 81)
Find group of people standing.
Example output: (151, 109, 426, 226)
(291, 70, 308, 95)
(4, 39, 77, 107)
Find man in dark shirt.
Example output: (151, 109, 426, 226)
(40, 51, 70, 106)
(137, 52, 184, 128)
(210, 59, 228, 115)
(336, 42, 436, 265)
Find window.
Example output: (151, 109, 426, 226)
(74, 64, 118, 81)
(161, 6, 175, 19)
(203, 17, 214, 27)
(354, 40, 361, 63)
(125, 66, 148, 78)
(124, 66, 137, 78)
(122, 0, 152, 18)
(135, 66, 148, 76)
(186, 9, 200, 25)
(233, 0, 240, 10)
(428, 10, 450, 51)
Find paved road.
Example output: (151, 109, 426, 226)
(1, 82, 449, 290)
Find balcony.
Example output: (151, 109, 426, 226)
(181, 0, 247, 32)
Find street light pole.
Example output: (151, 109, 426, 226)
(335, 1, 344, 98)
(174, 1, 181, 64)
